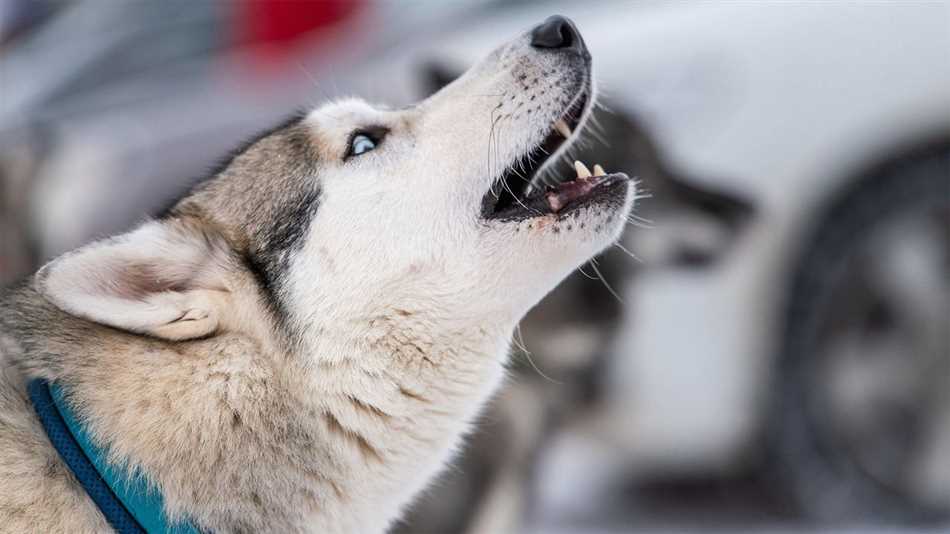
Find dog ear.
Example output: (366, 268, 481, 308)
(35, 219, 233, 341)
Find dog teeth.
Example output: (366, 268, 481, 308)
(554, 119, 572, 138)
(574, 160, 592, 179)
(593, 164, 606, 177)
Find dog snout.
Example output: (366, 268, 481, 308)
(530, 15, 588, 57)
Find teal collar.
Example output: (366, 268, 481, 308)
(30, 379, 201, 534)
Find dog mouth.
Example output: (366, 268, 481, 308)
(481, 87, 628, 221)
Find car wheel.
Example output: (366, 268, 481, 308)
(774, 143, 950, 524)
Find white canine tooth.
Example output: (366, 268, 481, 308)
(574, 160, 592, 179)
(554, 119, 572, 138)
(593, 164, 606, 177)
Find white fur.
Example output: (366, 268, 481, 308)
(22, 26, 635, 534)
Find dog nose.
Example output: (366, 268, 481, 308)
(530, 15, 586, 53)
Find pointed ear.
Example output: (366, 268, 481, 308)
(35, 220, 233, 341)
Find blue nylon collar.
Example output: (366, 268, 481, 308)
(28, 379, 201, 534)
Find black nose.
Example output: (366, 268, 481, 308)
(530, 15, 585, 52)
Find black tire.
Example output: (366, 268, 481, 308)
(774, 141, 950, 524)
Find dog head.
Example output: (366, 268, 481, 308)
(35, 16, 635, 345)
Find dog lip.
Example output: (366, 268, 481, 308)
(545, 172, 629, 214)
(546, 175, 600, 213)
(481, 80, 592, 219)
(485, 172, 629, 222)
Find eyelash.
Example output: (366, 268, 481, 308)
(344, 126, 389, 160)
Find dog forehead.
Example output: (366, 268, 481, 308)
(303, 98, 415, 164)
(305, 98, 382, 135)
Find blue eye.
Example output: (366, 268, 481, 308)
(349, 134, 377, 158)
(344, 127, 389, 160)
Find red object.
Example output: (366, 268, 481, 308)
(233, 0, 364, 68)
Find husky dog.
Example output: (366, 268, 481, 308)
(0, 16, 634, 533)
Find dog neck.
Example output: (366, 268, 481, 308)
(23, 292, 512, 533)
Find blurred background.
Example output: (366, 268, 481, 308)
(1, 1, 948, 533)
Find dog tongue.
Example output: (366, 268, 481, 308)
(545, 177, 598, 213)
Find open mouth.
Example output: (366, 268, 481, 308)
(481, 89, 628, 221)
